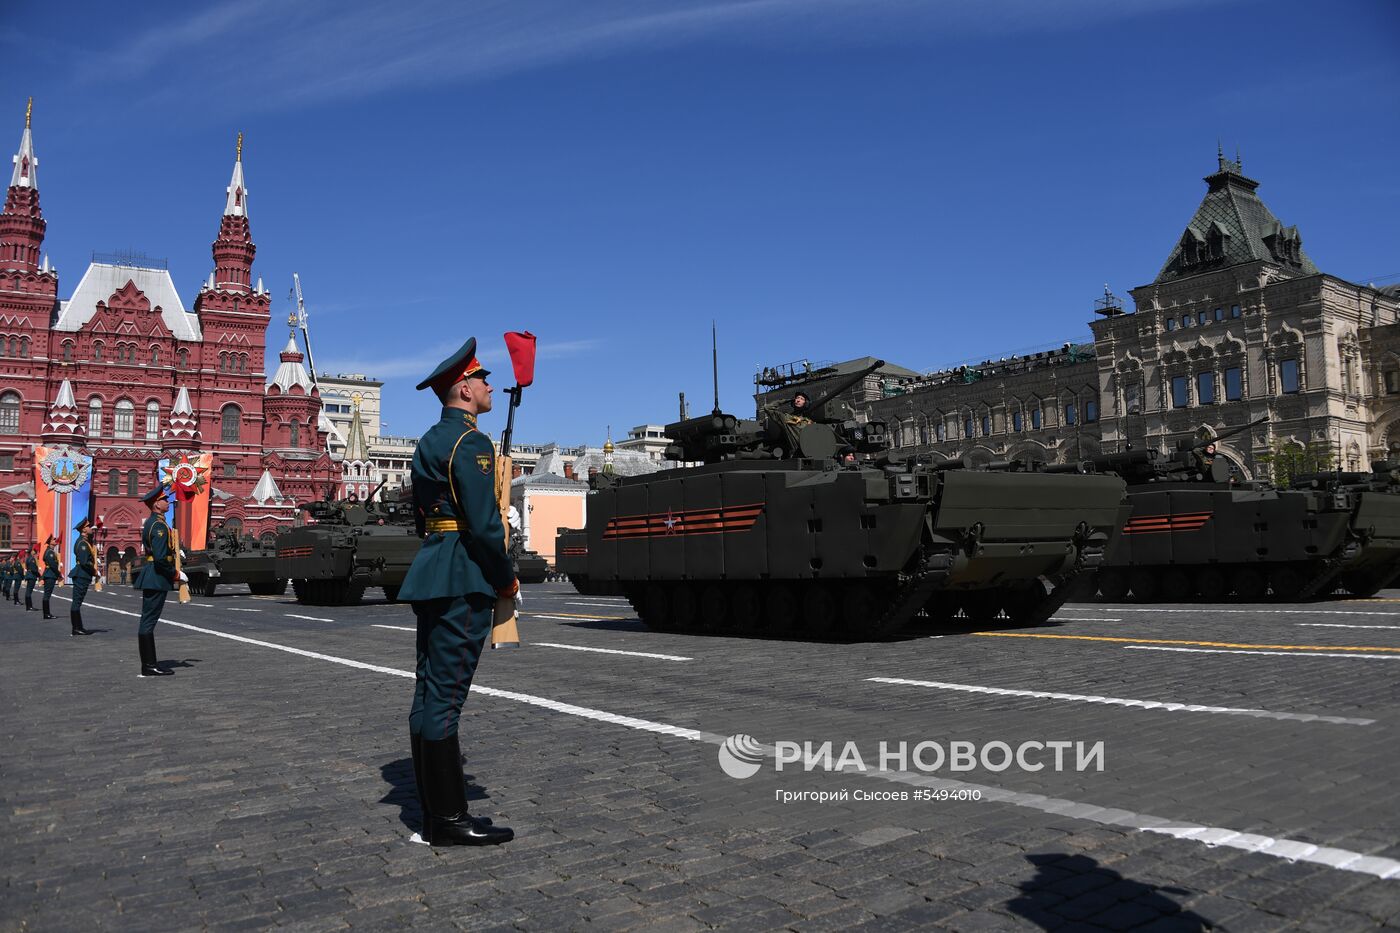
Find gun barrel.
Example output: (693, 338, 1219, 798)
(1198, 416, 1269, 449)
(805, 360, 884, 415)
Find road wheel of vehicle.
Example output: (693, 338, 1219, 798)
(640, 583, 675, 632)
(1195, 568, 1227, 602)
(274, 579, 288, 596)
(1341, 572, 1385, 599)
(764, 585, 798, 634)
(697, 584, 730, 633)
(961, 590, 1002, 625)
(1002, 581, 1055, 626)
(291, 579, 305, 601)
(670, 584, 700, 631)
(345, 583, 366, 606)
(1128, 569, 1159, 602)
(1231, 567, 1266, 601)
(923, 595, 958, 625)
(1095, 570, 1130, 602)
(382, 585, 401, 604)
(1161, 569, 1194, 602)
(1268, 567, 1306, 601)
(841, 583, 882, 638)
(729, 584, 762, 633)
(801, 585, 839, 638)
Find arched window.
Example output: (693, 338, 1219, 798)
(225, 517, 242, 535)
(126, 470, 139, 496)
(260, 532, 277, 549)
(221, 404, 240, 443)
(88, 398, 102, 437)
(5, 337, 15, 356)
(1030, 407, 1042, 430)
(62, 341, 73, 362)
(177, 348, 189, 369)
(145, 401, 160, 439)
(0, 391, 18, 434)
(108, 469, 119, 495)
(218, 352, 226, 372)
(289, 419, 300, 447)
(0, 512, 9, 549)
(935, 422, 945, 442)
(964, 414, 975, 438)
(19, 336, 29, 357)
(114, 399, 134, 440)
(93, 342, 104, 362)
(150, 346, 159, 365)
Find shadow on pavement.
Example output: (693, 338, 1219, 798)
(1008, 853, 1213, 931)
(379, 755, 491, 837)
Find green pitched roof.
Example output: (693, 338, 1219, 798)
(1154, 155, 1318, 285)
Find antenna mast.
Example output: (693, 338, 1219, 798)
(292, 273, 319, 387)
(711, 321, 720, 415)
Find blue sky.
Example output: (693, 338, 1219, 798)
(4, 0, 1398, 445)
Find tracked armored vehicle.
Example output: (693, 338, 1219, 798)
(1088, 423, 1400, 601)
(556, 361, 1128, 639)
(275, 484, 422, 605)
(514, 548, 550, 585)
(184, 526, 288, 596)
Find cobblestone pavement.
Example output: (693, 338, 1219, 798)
(3, 582, 1400, 931)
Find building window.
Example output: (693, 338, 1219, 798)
(94, 342, 103, 362)
(88, 398, 102, 437)
(1196, 372, 1215, 405)
(0, 513, 9, 550)
(1230, 304, 1241, 319)
(108, 469, 119, 495)
(1125, 382, 1141, 414)
(289, 419, 300, 447)
(1030, 408, 1041, 430)
(114, 399, 134, 440)
(1182, 315, 1190, 328)
(964, 416, 974, 438)
(1064, 403, 1077, 426)
(1197, 310, 1207, 326)
(1165, 318, 1175, 332)
(0, 453, 12, 471)
(1225, 367, 1243, 401)
(1172, 375, 1190, 408)
(150, 346, 159, 365)
(980, 414, 991, 436)
(0, 391, 18, 435)
(223, 463, 236, 478)
(1213, 307, 1224, 322)
(1279, 359, 1301, 394)
(221, 404, 240, 443)
(1385, 370, 1400, 395)
(1085, 399, 1098, 422)
(145, 401, 160, 439)
(935, 423, 945, 442)
(177, 348, 189, 369)
(1012, 411, 1023, 432)
(126, 470, 139, 496)
(62, 341, 73, 362)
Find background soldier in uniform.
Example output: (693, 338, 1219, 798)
(24, 546, 39, 611)
(2, 552, 13, 602)
(41, 535, 60, 619)
(134, 487, 177, 677)
(69, 518, 96, 637)
(400, 337, 516, 847)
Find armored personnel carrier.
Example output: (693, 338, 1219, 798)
(556, 361, 1128, 639)
(1086, 422, 1400, 601)
(185, 526, 287, 596)
(275, 483, 422, 605)
(514, 548, 550, 585)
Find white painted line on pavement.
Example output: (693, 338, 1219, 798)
(286, 614, 335, 622)
(1075, 606, 1400, 617)
(1297, 623, 1400, 630)
(59, 594, 1400, 881)
(190, 603, 214, 608)
(1049, 617, 1121, 622)
(534, 642, 692, 661)
(373, 624, 416, 632)
(866, 677, 1373, 726)
(227, 607, 261, 613)
(566, 600, 632, 607)
(530, 614, 634, 622)
(1126, 645, 1400, 661)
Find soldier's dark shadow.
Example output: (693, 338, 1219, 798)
(1008, 853, 1213, 931)
(560, 618, 647, 633)
(379, 756, 491, 836)
(157, 658, 204, 669)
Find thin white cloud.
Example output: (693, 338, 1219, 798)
(74, 0, 1231, 111)
(318, 336, 599, 380)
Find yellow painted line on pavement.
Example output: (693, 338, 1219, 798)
(524, 611, 631, 620)
(973, 632, 1400, 653)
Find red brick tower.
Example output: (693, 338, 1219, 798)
(192, 134, 270, 498)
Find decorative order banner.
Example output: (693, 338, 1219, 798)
(159, 453, 212, 551)
(32, 445, 93, 576)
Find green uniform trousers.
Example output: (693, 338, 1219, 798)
(409, 594, 493, 742)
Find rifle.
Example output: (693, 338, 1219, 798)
(491, 331, 536, 650)
(171, 524, 190, 604)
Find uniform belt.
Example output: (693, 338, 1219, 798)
(145, 556, 154, 562)
(425, 518, 468, 533)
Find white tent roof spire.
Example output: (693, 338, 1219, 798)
(10, 97, 37, 189)
(224, 132, 247, 217)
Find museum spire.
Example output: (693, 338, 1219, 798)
(210, 132, 256, 293)
(1, 98, 47, 274)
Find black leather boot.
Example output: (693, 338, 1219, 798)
(139, 634, 172, 676)
(421, 735, 512, 846)
(42, 599, 54, 619)
(25, 593, 34, 610)
(70, 610, 93, 636)
(410, 732, 432, 844)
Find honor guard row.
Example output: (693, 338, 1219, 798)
(3, 519, 97, 636)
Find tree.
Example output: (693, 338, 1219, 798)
(1256, 440, 1334, 486)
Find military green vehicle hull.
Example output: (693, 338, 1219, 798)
(557, 460, 1127, 639)
(1094, 483, 1400, 601)
(515, 548, 549, 585)
(185, 546, 286, 597)
(276, 524, 422, 605)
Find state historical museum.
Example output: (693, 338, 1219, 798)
(0, 109, 340, 562)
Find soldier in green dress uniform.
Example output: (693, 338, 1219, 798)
(69, 518, 96, 637)
(2, 553, 12, 601)
(134, 486, 177, 676)
(9, 552, 20, 604)
(24, 547, 39, 611)
(41, 535, 60, 619)
(401, 337, 516, 847)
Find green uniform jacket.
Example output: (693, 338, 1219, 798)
(72, 538, 96, 583)
(133, 514, 175, 592)
(42, 547, 59, 582)
(24, 555, 39, 582)
(399, 408, 514, 601)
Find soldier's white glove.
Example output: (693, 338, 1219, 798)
(178, 571, 188, 583)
